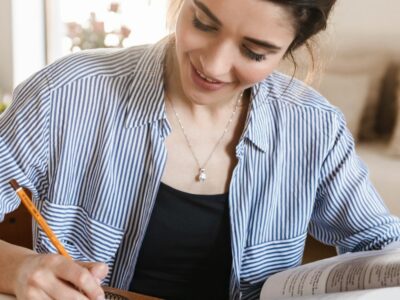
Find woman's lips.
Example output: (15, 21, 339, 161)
(190, 63, 227, 92)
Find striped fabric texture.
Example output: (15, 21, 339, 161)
(1, 39, 400, 299)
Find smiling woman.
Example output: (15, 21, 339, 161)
(2, 1, 400, 300)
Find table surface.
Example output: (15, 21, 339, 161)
(103, 286, 160, 300)
(0, 286, 160, 300)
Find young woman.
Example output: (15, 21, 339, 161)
(1, 0, 399, 299)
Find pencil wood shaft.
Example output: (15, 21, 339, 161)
(9, 180, 72, 259)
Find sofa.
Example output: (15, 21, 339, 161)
(318, 50, 400, 217)
(297, 47, 400, 263)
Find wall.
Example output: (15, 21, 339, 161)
(0, 0, 14, 93)
(0, 0, 46, 93)
(11, 0, 46, 87)
(326, 0, 400, 55)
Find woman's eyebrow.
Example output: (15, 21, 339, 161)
(244, 37, 282, 51)
(193, 0, 222, 26)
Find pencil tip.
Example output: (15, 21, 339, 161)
(9, 179, 20, 190)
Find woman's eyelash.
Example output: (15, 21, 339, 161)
(192, 16, 266, 62)
(243, 46, 266, 62)
(192, 16, 216, 32)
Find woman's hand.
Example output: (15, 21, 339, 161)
(14, 253, 108, 300)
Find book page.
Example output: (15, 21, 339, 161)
(260, 247, 400, 300)
(278, 287, 400, 300)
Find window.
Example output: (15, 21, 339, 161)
(46, 0, 168, 63)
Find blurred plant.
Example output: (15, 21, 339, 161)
(0, 88, 11, 114)
(0, 103, 6, 114)
(65, 2, 131, 52)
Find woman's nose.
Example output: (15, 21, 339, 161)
(199, 40, 234, 80)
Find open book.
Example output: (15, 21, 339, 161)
(260, 246, 400, 299)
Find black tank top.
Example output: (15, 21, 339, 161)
(129, 182, 231, 300)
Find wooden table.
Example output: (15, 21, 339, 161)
(0, 287, 160, 300)
(103, 286, 160, 300)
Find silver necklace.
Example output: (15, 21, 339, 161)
(167, 93, 243, 183)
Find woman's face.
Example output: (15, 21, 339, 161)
(174, 0, 296, 106)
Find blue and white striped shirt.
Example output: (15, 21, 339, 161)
(1, 39, 400, 299)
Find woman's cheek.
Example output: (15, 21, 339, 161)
(177, 26, 208, 54)
(238, 56, 283, 85)
(238, 66, 275, 86)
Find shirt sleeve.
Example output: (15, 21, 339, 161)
(0, 70, 51, 222)
(383, 241, 400, 250)
(309, 112, 400, 254)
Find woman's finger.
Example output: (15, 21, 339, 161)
(78, 261, 109, 283)
(52, 258, 104, 300)
(34, 272, 90, 300)
(17, 286, 53, 300)
(22, 263, 89, 300)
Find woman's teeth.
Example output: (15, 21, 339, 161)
(195, 69, 220, 83)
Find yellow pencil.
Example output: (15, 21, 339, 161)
(9, 179, 72, 259)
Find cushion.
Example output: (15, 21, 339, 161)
(357, 142, 400, 216)
(324, 52, 390, 141)
(279, 49, 389, 141)
(375, 64, 399, 137)
(388, 70, 400, 156)
(317, 72, 371, 139)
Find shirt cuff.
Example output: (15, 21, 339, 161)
(383, 241, 400, 250)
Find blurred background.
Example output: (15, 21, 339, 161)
(0, 0, 399, 215)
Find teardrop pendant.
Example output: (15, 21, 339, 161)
(198, 168, 207, 182)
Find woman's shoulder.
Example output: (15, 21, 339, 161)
(253, 71, 348, 136)
(259, 71, 341, 116)
(42, 44, 151, 91)
(11, 42, 162, 117)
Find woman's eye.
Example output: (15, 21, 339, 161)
(192, 16, 217, 32)
(242, 46, 266, 62)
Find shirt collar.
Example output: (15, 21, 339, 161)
(124, 38, 286, 154)
(125, 37, 170, 129)
(240, 78, 275, 154)
(243, 72, 297, 154)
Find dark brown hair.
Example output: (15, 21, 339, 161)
(270, 1, 336, 51)
(268, 0, 337, 78)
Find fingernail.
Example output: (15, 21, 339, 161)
(96, 296, 105, 300)
(96, 278, 101, 285)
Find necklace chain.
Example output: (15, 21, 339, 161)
(167, 93, 243, 182)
